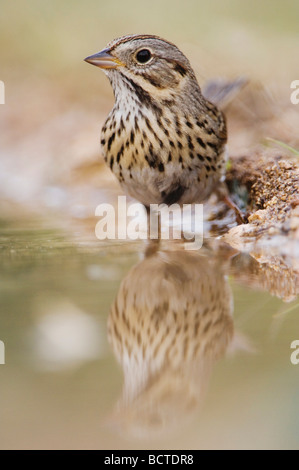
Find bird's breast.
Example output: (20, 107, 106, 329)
(100, 102, 227, 205)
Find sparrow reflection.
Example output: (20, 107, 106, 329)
(107, 244, 234, 438)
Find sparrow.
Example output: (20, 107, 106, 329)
(85, 34, 230, 212)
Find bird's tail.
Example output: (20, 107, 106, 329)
(203, 77, 248, 110)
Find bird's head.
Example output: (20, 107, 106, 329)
(84, 34, 199, 102)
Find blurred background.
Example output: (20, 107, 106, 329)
(0, 0, 299, 450)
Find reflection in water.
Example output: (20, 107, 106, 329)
(231, 252, 299, 302)
(107, 244, 236, 437)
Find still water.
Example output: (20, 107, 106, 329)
(0, 220, 298, 450)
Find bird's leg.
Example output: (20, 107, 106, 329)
(216, 184, 247, 225)
(145, 206, 161, 258)
(146, 206, 161, 241)
(144, 238, 160, 257)
(222, 194, 247, 224)
(146, 205, 151, 239)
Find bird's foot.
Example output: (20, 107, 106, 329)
(221, 194, 248, 225)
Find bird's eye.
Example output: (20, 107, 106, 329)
(135, 49, 152, 64)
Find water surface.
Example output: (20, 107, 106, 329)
(0, 220, 298, 450)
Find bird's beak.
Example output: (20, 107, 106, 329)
(84, 48, 124, 69)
